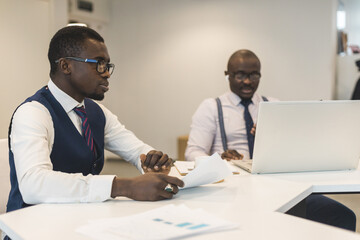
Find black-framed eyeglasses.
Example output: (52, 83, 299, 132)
(230, 71, 261, 81)
(55, 57, 115, 75)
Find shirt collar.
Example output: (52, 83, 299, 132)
(47, 79, 84, 113)
(228, 91, 242, 106)
(228, 91, 260, 106)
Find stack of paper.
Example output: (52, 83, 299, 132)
(174, 154, 239, 177)
(173, 161, 194, 175)
(77, 204, 238, 240)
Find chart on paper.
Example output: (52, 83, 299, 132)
(76, 204, 238, 240)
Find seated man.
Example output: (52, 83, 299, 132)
(7, 26, 184, 217)
(185, 49, 356, 231)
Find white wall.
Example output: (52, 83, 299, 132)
(0, 0, 67, 138)
(0, 0, 50, 138)
(104, 0, 337, 158)
(0, 0, 338, 159)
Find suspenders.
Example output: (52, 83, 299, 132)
(215, 96, 268, 152)
(215, 98, 228, 151)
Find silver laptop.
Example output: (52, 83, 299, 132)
(232, 100, 360, 174)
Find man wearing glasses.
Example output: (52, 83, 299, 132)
(186, 49, 272, 162)
(6, 26, 183, 215)
(185, 49, 356, 231)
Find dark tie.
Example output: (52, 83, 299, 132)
(241, 99, 255, 159)
(73, 106, 96, 157)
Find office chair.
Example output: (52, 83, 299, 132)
(177, 135, 188, 161)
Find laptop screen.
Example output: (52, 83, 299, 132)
(251, 100, 360, 174)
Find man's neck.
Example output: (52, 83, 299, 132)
(51, 75, 84, 103)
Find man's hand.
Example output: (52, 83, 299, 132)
(140, 150, 173, 175)
(111, 173, 184, 201)
(221, 149, 243, 161)
(250, 124, 256, 136)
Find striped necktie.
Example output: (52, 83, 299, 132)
(73, 106, 96, 157)
(241, 99, 255, 159)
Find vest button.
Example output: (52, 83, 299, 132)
(93, 163, 97, 168)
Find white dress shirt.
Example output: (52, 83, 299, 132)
(10, 80, 153, 204)
(185, 91, 277, 161)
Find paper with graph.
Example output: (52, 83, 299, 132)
(76, 204, 238, 240)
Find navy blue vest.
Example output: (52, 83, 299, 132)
(6, 86, 105, 212)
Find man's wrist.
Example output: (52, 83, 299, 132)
(111, 177, 132, 198)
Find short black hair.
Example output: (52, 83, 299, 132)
(48, 26, 104, 76)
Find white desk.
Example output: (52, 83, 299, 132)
(261, 169, 360, 193)
(1, 168, 360, 240)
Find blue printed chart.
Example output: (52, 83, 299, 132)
(77, 204, 238, 240)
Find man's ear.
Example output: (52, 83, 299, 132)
(59, 59, 71, 75)
(224, 71, 229, 81)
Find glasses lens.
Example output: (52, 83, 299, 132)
(249, 72, 261, 81)
(234, 72, 246, 80)
(234, 72, 260, 81)
(96, 61, 115, 75)
(96, 60, 107, 74)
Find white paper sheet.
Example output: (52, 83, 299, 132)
(76, 204, 238, 240)
(181, 153, 233, 189)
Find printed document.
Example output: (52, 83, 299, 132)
(76, 204, 238, 240)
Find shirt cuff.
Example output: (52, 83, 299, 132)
(88, 175, 116, 202)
